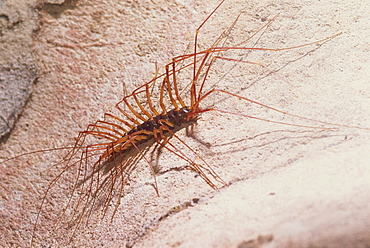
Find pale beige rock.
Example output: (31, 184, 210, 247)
(1, 0, 369, 247)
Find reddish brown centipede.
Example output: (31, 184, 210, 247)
(1, 0, 369, 247)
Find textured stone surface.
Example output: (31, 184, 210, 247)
(1, 0, 369, 247)
(0, 0, 38, 140)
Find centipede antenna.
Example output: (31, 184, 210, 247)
(214, 32, 343, 52)
(234, 13, 280, 49)
(21, 1, 361, 246)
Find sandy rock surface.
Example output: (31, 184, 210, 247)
(0, 0, 38, 140)
(1, 0, 370, 247)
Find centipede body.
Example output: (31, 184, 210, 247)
(0, 0, 370, 248)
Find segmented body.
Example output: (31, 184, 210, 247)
(41, 46, 227, 241)
(30, 7, 342, 243)
(105, 107, 194, 158)
(1, 1, 357, 247)
(127, 107, 193, 137)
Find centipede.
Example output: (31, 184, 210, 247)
(1, 0, 369, 247)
